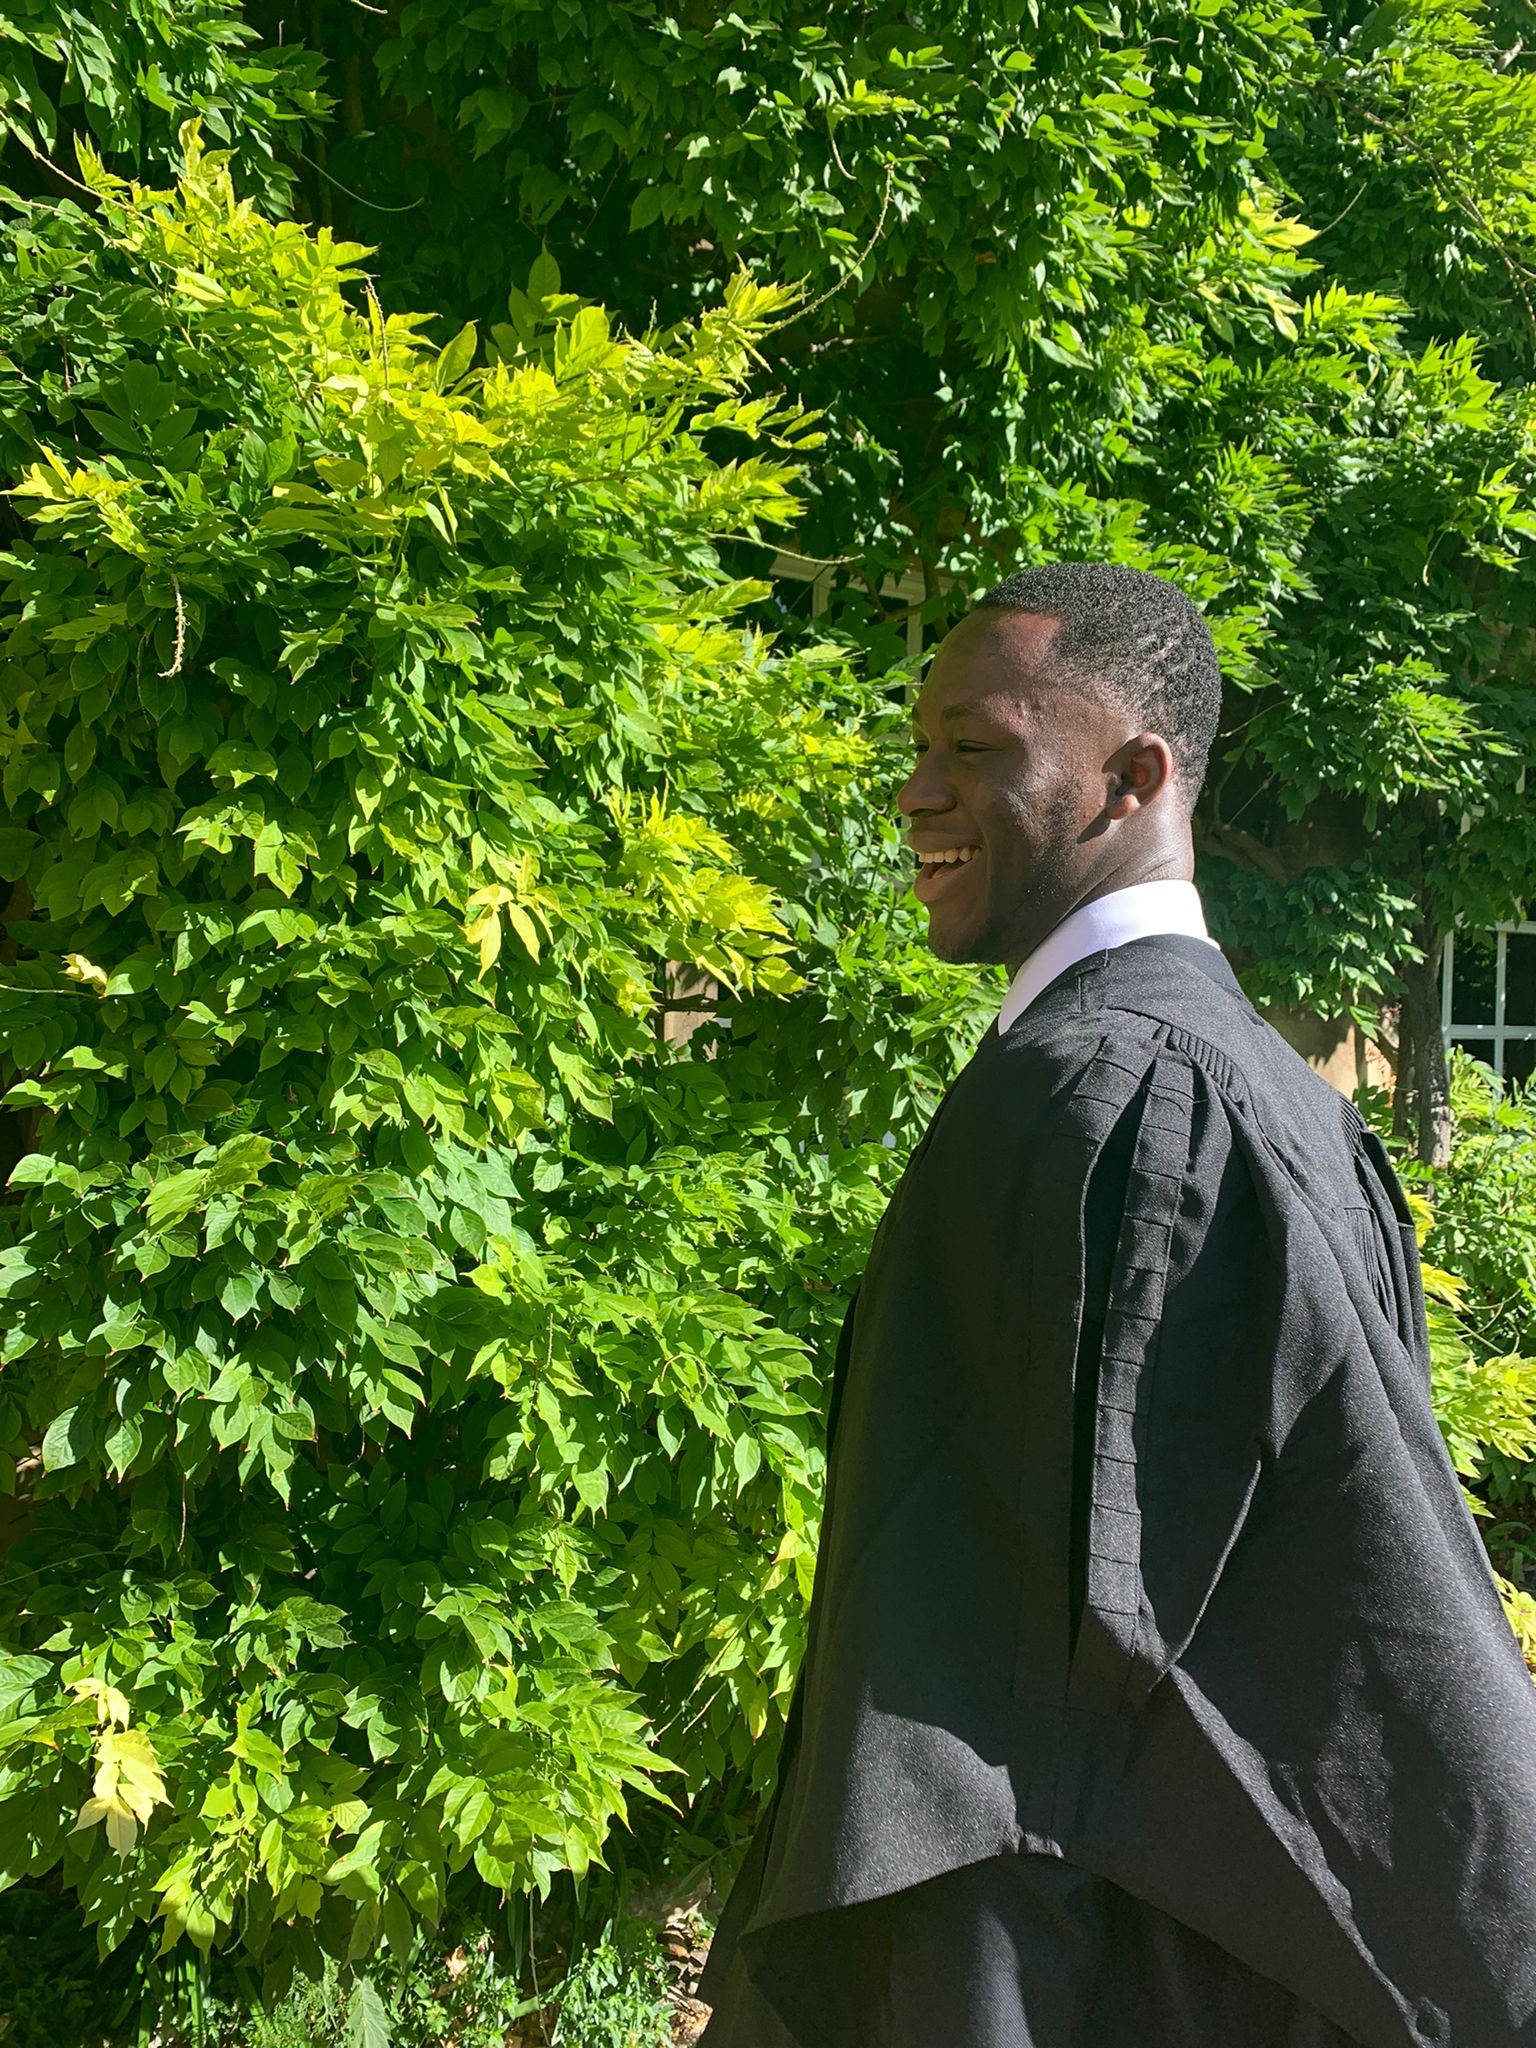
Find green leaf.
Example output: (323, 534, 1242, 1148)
(528, 249, 561, 301)
(434, 322, 477, 392)
(0, 827, 38, 879)
(345, 1974, 391, 2048)
(506, 904, 541, 961)
(380, 1889, 414, 1961)
(6, 1154, 60, 1187)
(732, 1433, 762, 1487)
(145, 1168, 209, 1234)
(220, 1269, 261, 1319)
(230, 1725, 287, 1774)
(104, 1415, 142, 1475)
(41, 1406, 90, 1473)
(0, 1655, 51, 1721)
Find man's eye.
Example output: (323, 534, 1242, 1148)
(954, 741, 990, 753)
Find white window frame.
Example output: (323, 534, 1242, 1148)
(1440, 922, 1536, 1078)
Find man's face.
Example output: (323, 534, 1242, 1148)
(898, 609, 1138, 969)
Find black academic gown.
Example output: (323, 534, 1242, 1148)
(700, 936, 1536, 2047)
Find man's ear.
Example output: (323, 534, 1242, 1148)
(1104, 732, 1175, 816)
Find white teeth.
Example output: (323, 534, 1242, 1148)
(916, 847, 978, 866)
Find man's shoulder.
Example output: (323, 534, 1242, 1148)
(1093, 939, 1336, 1095)
(998, 940, 1358, 1146)
(954, 985, 1364, 1228)
(991, 1000, 1160, 1103)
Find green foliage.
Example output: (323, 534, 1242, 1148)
(550, 1919, 671, 2048)
(221, 1963, 404, 2048)
(12, 0, 1536, 1023)
(1397, 1054, 1536, 1659)
(0, 1901, 650, 2048)
(1275, 0, 1536, 373)
(0, 133, 985, 1985)
(0, 1879, 144, 2046)
(1202, 856, 1422, 1027)
(212, 1921, 671, 2048)
(224, 1961, 351, 2048)
(1388, 1058, 1536, 1486)
(1414, 1055, 1536, 1362)
(274, 0, 1536, 1027)
(302, 0, 1319, 585)
(1407, 1058, 1536, 1628)
(1420, 1255, 1536, 1487)
(0, 0, 325, 208)
(4, 0, 1536, 2008)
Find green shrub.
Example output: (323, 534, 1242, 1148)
(550, 1920, 671, 2048)
(0, 131, 987, 1992)
(1414, 1211, 1536, 1498)
(1398, 1054, 1536, 1659)
(226, 1962, 342, 2048)
(1414, 1055, 1536, 1364)
(1404, 1054, 1536, 1507)
(208, 1928, 552, 2048)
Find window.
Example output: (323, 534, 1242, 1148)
(1440, 924, 1536, 1086)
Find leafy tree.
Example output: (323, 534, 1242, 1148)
(1231, 0, 1536, 1159)
(13, 7, 1536, 1116)
(1276, 0, 1536, 377)
(274, 0, 1324, 602)
(264, 0, 1536, 1161)
(10, 7, 1536, 1175)
(0, 133, 985, 1991)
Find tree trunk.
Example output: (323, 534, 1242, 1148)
(1402, 942, 1452, 1167)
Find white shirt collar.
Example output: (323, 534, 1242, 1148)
(996, 879, 1216, 1035)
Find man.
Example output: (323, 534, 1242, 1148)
(698, 564, 1536, 2047)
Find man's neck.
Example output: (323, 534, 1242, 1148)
(1003, 863, 1195, 978)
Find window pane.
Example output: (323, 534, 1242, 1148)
(1450, 934, 1497, 1026)
(1450, 1034, 1499, 1075)
(1505, 933, 1536, 1027)
(1505, 1039, 1536, 1088)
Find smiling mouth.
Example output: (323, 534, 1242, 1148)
(911, 846, 981, 904)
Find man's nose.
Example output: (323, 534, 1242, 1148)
(898, 755, 954, 818)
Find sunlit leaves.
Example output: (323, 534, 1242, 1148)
(0, 1, 324, 218)
(280, 0, 1536, 1029)
(0, 130, 909, 1988)
(67, 1681, 171, 1858)
(73, 1727, 171, 1857)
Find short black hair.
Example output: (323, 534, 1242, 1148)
(976, 562, 1222, 795)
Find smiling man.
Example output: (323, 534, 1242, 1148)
(697, 564, 1536, 2048)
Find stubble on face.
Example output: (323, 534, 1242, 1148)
(933, 769, 1085, 969)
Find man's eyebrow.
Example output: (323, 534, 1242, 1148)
(910, 700, 992, 729)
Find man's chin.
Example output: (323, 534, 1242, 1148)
(924, 913, 1005, 968)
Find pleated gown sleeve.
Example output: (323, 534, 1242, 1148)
(1056, 1048, 1269, 1720)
